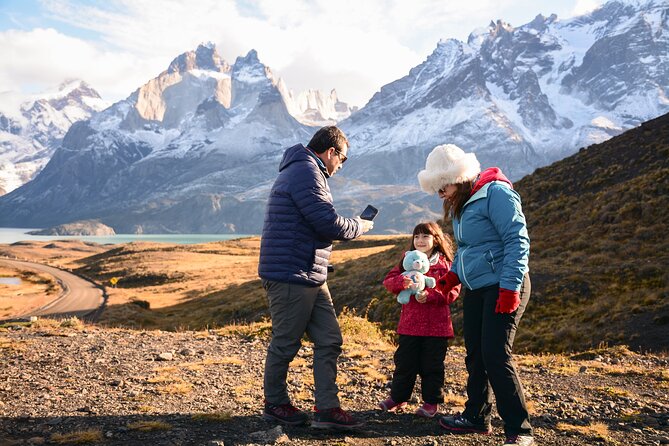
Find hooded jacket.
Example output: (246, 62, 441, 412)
(258, 144, 362, 286)
(451, 167, 530, 292)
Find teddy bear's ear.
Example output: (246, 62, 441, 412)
(405, 251, 411, 256)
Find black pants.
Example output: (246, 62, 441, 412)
(390, 335, 449, 404)
(462, 274, 532, 436)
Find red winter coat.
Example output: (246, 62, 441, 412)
(383, 253, 460, 338)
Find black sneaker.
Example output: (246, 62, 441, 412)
(503, 435, 535, 445)
(311, 407, 364, 430)
(263, 401, 309, 426)
(439, 414, 492, 434)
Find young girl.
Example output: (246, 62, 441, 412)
(379, 222, 461, 418)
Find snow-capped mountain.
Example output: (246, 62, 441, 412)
(0, 0, 667, 234)
(341, 0, 668, 183)
(0, 44, 317, 233)
(0, 80, 106, 195)
(279, 85, 355, 126)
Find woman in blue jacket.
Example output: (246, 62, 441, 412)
(418, 144, 534, 446)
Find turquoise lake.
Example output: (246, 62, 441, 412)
(0, 228, 252, 245)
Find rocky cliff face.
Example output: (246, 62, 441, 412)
(0, 81, 106, 195)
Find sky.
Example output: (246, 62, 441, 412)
(0, 0, 606, 108)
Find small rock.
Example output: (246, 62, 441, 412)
(180, 348, 195, 356)
(45, 417, 62, 425)
(105, 431, 113, 438)
(579, 366, 587, 373)
(250, 425, 284, 443)
(157, 352, 174, 361)
(27, 437, 45, 445)
(276, 433, 291, 444)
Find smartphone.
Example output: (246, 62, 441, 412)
(360, 204, 379, 221)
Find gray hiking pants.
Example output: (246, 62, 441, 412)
(262, 280, 343, 410)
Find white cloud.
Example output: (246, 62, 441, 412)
(572, 0, 605, 16)
(1, 0, 597, 107)
(0, 27, 166, 101)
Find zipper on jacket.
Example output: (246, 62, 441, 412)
(459, 246, 472, 290)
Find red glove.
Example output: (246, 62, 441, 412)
(437, 271, 460, 294)
(495, 288, 520, 313)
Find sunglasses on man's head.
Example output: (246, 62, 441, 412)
(334, 148, 348, 163)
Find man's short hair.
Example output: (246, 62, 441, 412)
(307, 126, 349, 154)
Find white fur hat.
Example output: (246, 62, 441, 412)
(418, 144, 481, 194)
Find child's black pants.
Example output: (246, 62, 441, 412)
(390, 334, 448, 404)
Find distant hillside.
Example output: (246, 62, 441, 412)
(330, 112, 669, 353)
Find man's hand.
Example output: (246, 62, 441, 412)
(415, 290, 428, 303)
(355, 217, 374, 234)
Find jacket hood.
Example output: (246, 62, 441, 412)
(279, 144, 328, 176)
(471, 167, 513, 195)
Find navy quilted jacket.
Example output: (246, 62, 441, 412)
(258, 144, 363, 286)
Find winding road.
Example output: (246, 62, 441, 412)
(0, 259, 104, 320)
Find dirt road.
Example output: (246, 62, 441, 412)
(0, 258, 103, 319)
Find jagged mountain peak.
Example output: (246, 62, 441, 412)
(232, 49, 272, 82)
(167, 43, 229, 74)
(236, 49, 260, 65)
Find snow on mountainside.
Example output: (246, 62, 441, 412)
(279, 84, 355, 126)
(0, 80, 106, 195)
(0, 0, 667, 234)
(341, 0, 669, 184)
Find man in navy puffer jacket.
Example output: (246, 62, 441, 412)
(259, 126, 373, 430)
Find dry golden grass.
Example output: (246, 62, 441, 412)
(50, 429, 103, 444)
(525, 400, 538, 415)
(136, 405, 157, 413)
(289, 357, 308, 367)
(329, 243, 397, 263)
(156, 382, 193, 394)
(192, 411, 233, 422)
(0, 264, 60, 319)
(442, 392, 467, 408)
(215, 320, 272, 339)
(0, 336, 26, 353)
(516, 354, 582, 375)
(336, 372, 352, 386)
(350, 357, 388, 382)
(590, 385, 632, 398)
(214, 356, 244, 366)
(127, 421, 172, 431)
(344, 349, 371, 359)
(147, 374, 178, 384)
(556, 422, 614, 443)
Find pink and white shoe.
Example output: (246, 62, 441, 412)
(415, 402, 439, 418)
(378, 397, 408, 412)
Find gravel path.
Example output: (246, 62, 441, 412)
(1, 322, 668, 445)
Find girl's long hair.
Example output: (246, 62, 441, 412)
(399, 222, 455, 272)
(443, 181, 473, 220)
